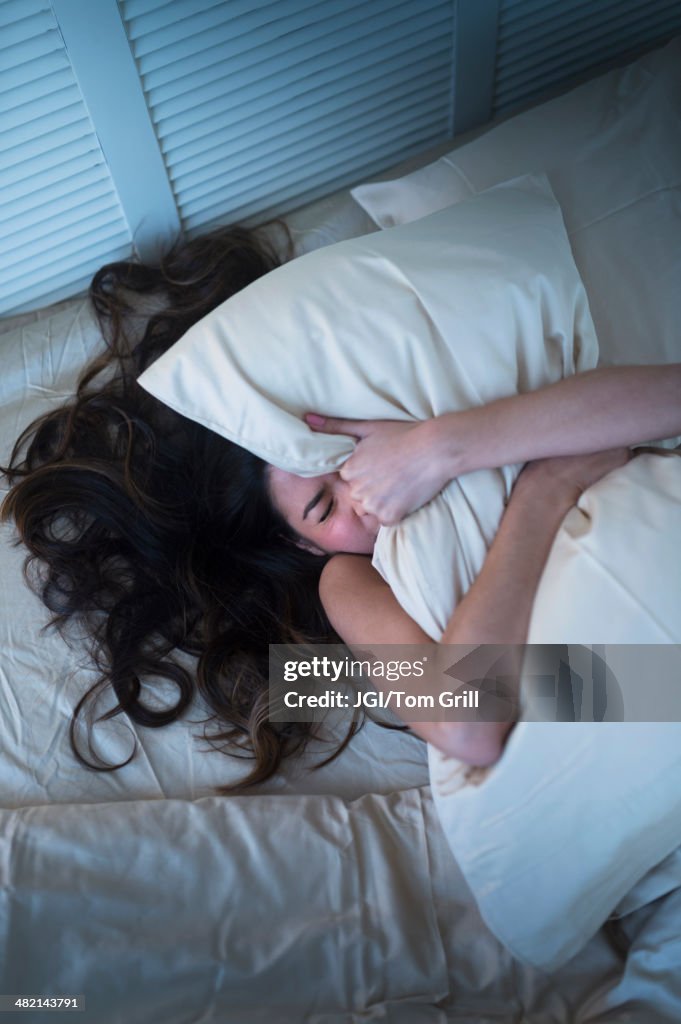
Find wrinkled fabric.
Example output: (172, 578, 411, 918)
(430, 455, 681, 972)
(0, 788, 625, 1023)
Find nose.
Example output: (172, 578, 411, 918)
(336, 475, 369, 517)
(351, 493, 377, 526)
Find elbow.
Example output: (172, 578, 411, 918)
(426, 719, 515, 767)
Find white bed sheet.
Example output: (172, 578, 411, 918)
(0, 787, 626, 1024)
(4, 785, 681, 1023)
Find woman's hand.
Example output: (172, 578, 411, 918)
(513, 446, 633, 506)
(305, 413, 454, 524)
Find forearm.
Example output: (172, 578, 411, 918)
(416, 474, 576, 763)
(321, 452, 624, 765)
(441, 474, 571, 646)
(437, 364, 681, 476)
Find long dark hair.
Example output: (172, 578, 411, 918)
(1, 225, 370, 792)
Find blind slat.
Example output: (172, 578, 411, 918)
(0, 44, 67, 92)
(156, 18, 450, 153)
(3, 243, 132, 316)
(3, 81, 87, 133)
(2, 114, 94, 170)
(0, 26, 64, 72)
(498, 16, 681, 97)
(0, 10, 58, 48)
(125, 0, 257, 31)
(0, 132, 101, 188)
(171, 55, 450, 181)
(139, 1, 446, 92)
(1, 150, 111, 207)
(153, 37, 448, 128)
(180, 105, 449, 222)
(119, 0, 455, 237)
(0, 0, 51, 30)
(130, 0, 334, 59)
(3, 179, 122, 238)
(1, 213, 132, 280)
(159, 31, 449, 157)
(499, 0, 643, 42)
(183, 119, 447, 233)
(173, 74, 451, 199)
(1, 2, 131, 314)
(0, 98, 88, 150)
(156, 28, 448, 150)
(498, 1, 680, 70)
(494, 0, 681, 114)
(497, 21, 681, 109)
(146, 0, 393, 106)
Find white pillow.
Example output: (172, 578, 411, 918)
(429, 449, 681, 971)
(350, 51, 659, 228)
(138, 173, 598, 640)
(351, 38, 681, 369)
(351, 155, 474, 229)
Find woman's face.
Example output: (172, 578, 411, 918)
(267, 467, 379, 555)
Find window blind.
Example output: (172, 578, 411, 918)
(118, 0, 456, 234)
(3, 0, 680, 315)
(0, 0, 133, 315)
(493, 0, 681, 116)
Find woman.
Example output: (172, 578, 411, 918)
(267, 364, 681, 764)
(3, 225, 679, 787)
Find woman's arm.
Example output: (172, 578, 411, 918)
(307, 363, 681, 524)
(321, 448, 631, 765)
(435, 363, 681, 477)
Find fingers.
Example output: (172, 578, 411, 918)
(305, 413, 367, 438)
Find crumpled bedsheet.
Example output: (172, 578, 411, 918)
(3, 784, 681, 1024)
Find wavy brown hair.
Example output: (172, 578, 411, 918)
(1, 225, 379, 792)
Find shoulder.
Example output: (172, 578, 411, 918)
(319, 553, 382, 593)
(319, 554, 428, 644)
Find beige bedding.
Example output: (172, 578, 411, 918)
(0, 788, 631, 1023)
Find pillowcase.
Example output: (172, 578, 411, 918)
(350, 51, 658, 228)
(138, 173, 598, 640)
(429, 449, 681, 971)
(351, 155, 474, 229)
(351, 37, 681, 369)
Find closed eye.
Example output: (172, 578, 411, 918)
(319, 498, 334, 523)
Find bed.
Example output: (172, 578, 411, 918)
(1, 36, 680, 1024)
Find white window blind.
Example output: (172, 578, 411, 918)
(3, 0, 680, 315)
(493, 0, 681, 116)
(0, 0, 133, 315)
(118, 0, 457, 235)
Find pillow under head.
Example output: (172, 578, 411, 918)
(350, 44, 681, 370)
